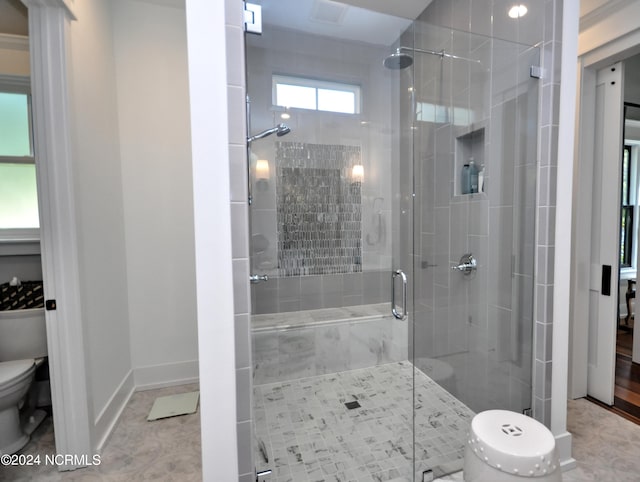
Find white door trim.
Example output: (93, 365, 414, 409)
(586, 63, 624, 405)
(571, 21, 640, 400)
(22, 0, 93, 467)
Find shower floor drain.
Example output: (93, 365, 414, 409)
(344, 401, 361, 410)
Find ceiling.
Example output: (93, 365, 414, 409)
(257, 0, 420, 47)
(0, 0, 28, 36)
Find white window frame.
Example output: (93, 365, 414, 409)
(272, 74, 361, 114)
(621, 139, 640, 278)
(0, 74, 39, 243)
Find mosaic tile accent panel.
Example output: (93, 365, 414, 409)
(276, 142, 362, 277)
(253, 361, 474, 482)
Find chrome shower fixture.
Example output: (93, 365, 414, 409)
(383, 46, 483, 70)
(247, 123, 291, 143)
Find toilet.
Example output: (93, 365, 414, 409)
(0, 307, 48, 455)
(464, 410, 562, 482)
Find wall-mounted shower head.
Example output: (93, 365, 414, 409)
(275, 124, 291, 137)
(383, 48, 413, 70)
(247, 123, 291, 143)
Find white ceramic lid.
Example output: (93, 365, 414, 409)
(0, 359, 35, 385)
(467, 409, 558, 477)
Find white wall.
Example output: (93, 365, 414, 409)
(626, 54, 640, 104)
(111, 0, 198, 388)
(66, 0, 133, 439)
(185, 0, 238, 479)
(0, 34, 29, 76)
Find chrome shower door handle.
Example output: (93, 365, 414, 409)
(250, 274, 269, 284)
(391, 269, 408, 320)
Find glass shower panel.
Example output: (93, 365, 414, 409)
(246, 4, 540, 480)
(409, 21, 540, 479)
(246, 2, 416, 481)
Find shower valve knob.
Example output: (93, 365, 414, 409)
(451, 254, 477, 275)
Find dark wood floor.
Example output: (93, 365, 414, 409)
(614, 321, 640, 423)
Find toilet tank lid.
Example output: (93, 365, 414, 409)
(0, 359, 34, 384)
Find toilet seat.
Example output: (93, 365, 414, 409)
(0, 359, 35, 386)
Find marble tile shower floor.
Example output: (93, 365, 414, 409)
(253, 361, 475, 482)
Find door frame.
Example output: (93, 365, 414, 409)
(585, 62, 624, 405)
(22, 0, 93, 465)
(570, 22, 640, 400)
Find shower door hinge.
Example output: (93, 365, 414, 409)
(256, 469, 272, 482)
(244, 2, 263, 35)
(530, 65, 542, 79)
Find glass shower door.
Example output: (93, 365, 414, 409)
(246, 2, 417, 481)
(409, 21, 540, 480)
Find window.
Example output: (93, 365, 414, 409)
(273, 75, 361, 114)
(0, 79, 39, 234)
(416, 101, 475, 126)
(621, 145, 634, 267)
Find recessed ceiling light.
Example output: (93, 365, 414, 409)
(281, 112, 291, 120)
(508, 4, 528, 18)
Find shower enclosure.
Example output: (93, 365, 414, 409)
(246, 2, 539, 480)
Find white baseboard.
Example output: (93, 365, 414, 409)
(133, 359, 199, 391)
(555, 431, 577, 471)
(93, 369, 135, 453)
(90, 361, 199, 454)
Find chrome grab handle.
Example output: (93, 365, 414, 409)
(391, 269, 408, 320)
(451, 253, 477, 275)
(250, 274, 269, 284)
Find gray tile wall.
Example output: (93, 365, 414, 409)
(252, 270, 391, 314)
(224, 0, 254, 481)
(246, 25, 396, 315)
(534, 0, 563, 428)
(410, 0, 562, 426)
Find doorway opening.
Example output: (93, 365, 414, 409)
(614, 99, 640, 421)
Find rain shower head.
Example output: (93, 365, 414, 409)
(247, 123, 291, 143)
(384, 46, 483, 71)
(383, 49, 414, 70)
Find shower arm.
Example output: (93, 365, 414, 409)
(396, 46, 482, 65)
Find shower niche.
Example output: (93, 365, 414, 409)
(454, 125, 486, 197)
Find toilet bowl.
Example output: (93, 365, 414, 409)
(0, 360, 36, 454)
(463, 410, 562, 482)
(0, 305, 48, 455)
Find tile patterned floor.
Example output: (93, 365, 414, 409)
(7, 379, 640, 481)
(253, 361, 475, 482)
(1, 383, 201, 481)
(562, 397, 640, 481)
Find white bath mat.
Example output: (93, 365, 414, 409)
(147, 391, 200, 421)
